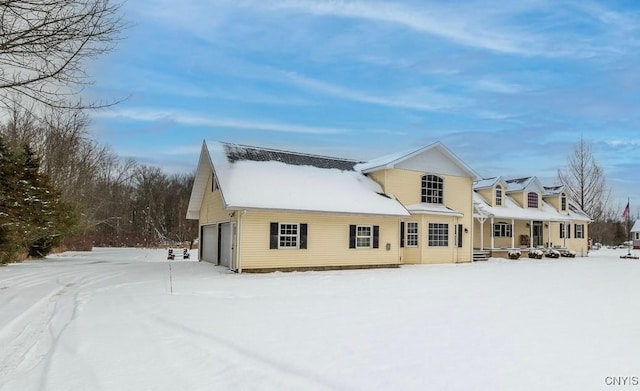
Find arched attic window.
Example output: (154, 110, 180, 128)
(421, 174, 443, 204)
(527, 192, 539, 208)
(561, 193, 567, 211)
(496, 185, 503, 206)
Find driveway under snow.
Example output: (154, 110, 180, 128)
(0, 247, 638, 390)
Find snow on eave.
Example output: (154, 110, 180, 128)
(631, 220, 640, 232)
(186, 141, 228, 220)
(473, 193, 587, 222)
(215, 158, 410, 217)
(474, 176, 507, 190)
(405, 203, 464, 217)
(356, 141, 479, 180)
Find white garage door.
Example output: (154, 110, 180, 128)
(201, 224, 218, 264)
(219, 222, 232, 268)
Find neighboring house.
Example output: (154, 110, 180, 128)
(631, 220, 640, 249)
(473, 177, 592, 257)
(186, 141, 478, 272)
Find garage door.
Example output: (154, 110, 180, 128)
(201, 224, 217, 263)
(219, 222, 232, 268)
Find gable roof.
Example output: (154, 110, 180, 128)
(223, 143, 360, 170)
(632, 220, 640, 233)
(474, 176, 508, 191)
(473, 192, 590, 222)
(543, 185, 566, 196)
(355, 142, 479, 179)
(187, 141, 410, 218)
(505, 176, 544, 193)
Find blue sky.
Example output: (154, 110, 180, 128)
(87, 0, 640, 213)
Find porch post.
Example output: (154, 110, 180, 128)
(530, 219, 533, 248)
(490, 217, 495, 250)
(479, 218, 485, 251)
(511, 218, 515, 249)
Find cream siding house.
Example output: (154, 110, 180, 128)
(187, 141, 478, 272)
(631, 220, 640, 249)
(473, 177, 591, 257)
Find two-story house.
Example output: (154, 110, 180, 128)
(186, 141, 478, 272)
(473, 177, 591, 257)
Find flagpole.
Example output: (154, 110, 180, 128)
(627, 197, 631, 256)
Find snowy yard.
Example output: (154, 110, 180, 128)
(1, 248, 639, 391)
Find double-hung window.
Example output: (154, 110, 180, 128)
(575, 224, 584, 239)
(561, 194, 567, 211)
(270, 222, 308, 249)
(428, 223, 448, 246)
(349, 225, 379, 249)
(406, 222, 419, 247)
(356, 226, 373, 248)
(279, 223, 299, 248)
(496, 186, 503, 206)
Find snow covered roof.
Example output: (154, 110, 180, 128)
(632, 220, 640, 233)
(187, 141, 410, 218)
(405, 204, 464, 217)
(355, 142, 479, 179)
(473, 192, 589, 222)
(473, 176, 510, 191)
(543, 185, 565, 196)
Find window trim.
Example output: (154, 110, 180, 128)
(561, 193, 567, 211)
(495, 185, 503, 206)
(421, 174, 444, 204)
(493, 222, 512, 237)
(527, 192, 539, 208)
(278, 223, 299, 249)
(406, 222, 419, 247)
(575, 224, 584, 239)
(269, 221, 309, 250)
(356, 225, 373, 249)
(428, 223, 449, 247)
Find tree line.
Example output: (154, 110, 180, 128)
(0, 105, 197, 263)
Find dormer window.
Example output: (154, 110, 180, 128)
(421, 174, 443, 204)
(496, 185, 503, 206)
(527, 192, 538, 208)
(561, 193, 567, 211)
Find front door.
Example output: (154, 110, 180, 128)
(532, 221, 543, 247)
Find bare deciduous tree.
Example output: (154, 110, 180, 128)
(557, 136, 610, 222)
(0, 0, 124, 109)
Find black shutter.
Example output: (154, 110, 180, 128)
(569, 224, 572, 239)
(373, 225, 380, 249)
(300, 224, 308, 249)
(270, 222, 278, 249)
(349, 225, 356, 248)
(400, 222, 405, 248)
(457, 224, 463, 248)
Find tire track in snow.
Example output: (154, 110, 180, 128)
(125, 292, 351, 391)
(0, 267, 124, 390)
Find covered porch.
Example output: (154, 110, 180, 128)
(473, 204, 571, 258)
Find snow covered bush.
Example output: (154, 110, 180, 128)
(561, 250, 576, 258)
(546, 249, 560, 258)
(508, 249, 521, 259)
(528, 249, 544, 259)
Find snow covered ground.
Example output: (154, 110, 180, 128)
(0, 247, 638, 391)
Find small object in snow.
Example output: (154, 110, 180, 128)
(620, 254, 639, 260)
(167, 247, 190, 260)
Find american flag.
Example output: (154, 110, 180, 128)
(622, 200, 630, 219)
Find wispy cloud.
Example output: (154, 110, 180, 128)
(284, 72, 465, 112)
(93, 109, 352, 135)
